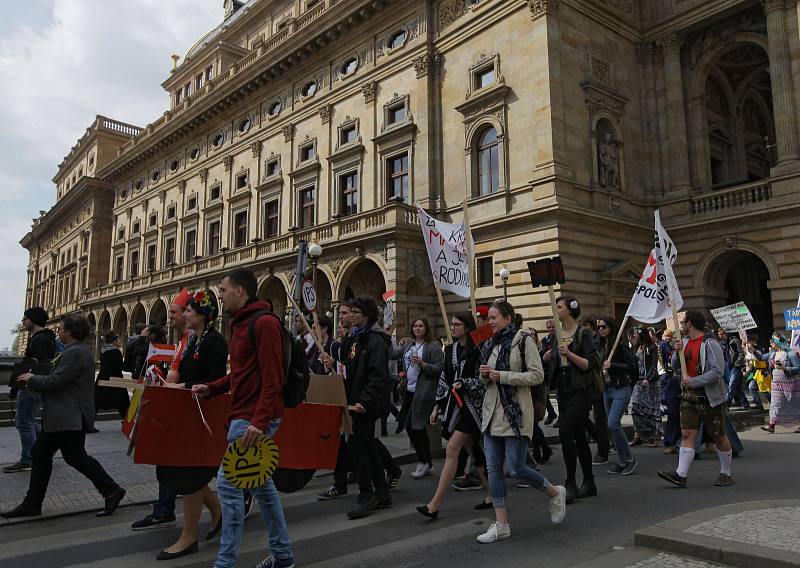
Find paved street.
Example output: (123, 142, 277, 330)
(1, 419, 799, 568)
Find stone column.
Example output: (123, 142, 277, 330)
(763, 0, 800, 166)
(659, 34, 691, 192)
(688, 94, 711, 191)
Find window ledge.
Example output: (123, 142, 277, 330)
(455, 83, 510, 118)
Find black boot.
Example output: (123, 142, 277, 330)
(346, 494, 377, 519)
(564, 480, 578, 505)
(0, 501, 42, 518)
(577, 478, 597, 499)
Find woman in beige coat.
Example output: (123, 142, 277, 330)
(475, 301, 566, 544)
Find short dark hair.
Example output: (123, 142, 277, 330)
(63, 313, 90, 341)
(490, 300, 516, 321)
(556, 296, 581, 319)
(514, 313, 524, 329)
(349, 295, 378, 326)
(104, 331, 119, 344)
(452, 311, 476, 332)
(147, 325, 167, 343)
(580, 316, 597, 331)
(317, 315, 334, 336)
(684, 310, 706, 331)
(411, 317, 435, 343)
(225, 268, 258, 299)
(134, 323, 147, 334)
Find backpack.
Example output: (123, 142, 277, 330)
(574, 328, 604, 395)
(517, 331, 547, 422)
(248, 309, 310, 408)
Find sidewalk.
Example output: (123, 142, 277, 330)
(0, 405, 767, 525)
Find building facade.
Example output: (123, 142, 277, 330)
(20, 0, 800, 354)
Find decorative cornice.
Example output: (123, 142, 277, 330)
(439, 0, 467, 29)
(527, 0, 559, 21)
(361, 80, 378, 104)
(413, 51, 441, 78)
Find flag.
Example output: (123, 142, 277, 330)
(416, 206, 472, 298)
(792, 293, 800, 350)
(146, 343, 177, 364)
(469, 324, 494, 346)
(623, 212, 683, 323)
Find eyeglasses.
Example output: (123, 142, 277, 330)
(350, 308, 362, 315)
(597, 324, 608, 330)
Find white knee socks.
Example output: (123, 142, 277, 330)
(716, 449, 732, 476)
(676, 447, 695, 477)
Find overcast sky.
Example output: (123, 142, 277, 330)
(0, 0, 221, 350)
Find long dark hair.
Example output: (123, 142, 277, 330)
(637, 326, 655, 348)
(597, 315, 619, 356)
(452, 311, 476, 347)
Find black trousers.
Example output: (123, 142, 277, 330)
(584, 392, 611, 458)
(25, 430, 118, 507)
(348, 414, 388, 498)
(558, 388, 594, 484)
(333, 434, 353, 491)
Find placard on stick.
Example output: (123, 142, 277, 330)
(527, 256, 567, 365)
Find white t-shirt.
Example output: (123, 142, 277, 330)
(404, 341, 424, 392)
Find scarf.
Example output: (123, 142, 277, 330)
(481, 324, 524, 437)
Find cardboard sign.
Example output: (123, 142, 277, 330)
(710, 302, 758, 333)
(302, 280, 317, 312)
(272, 402, 342, 470)
(416, 206, 471, 299)
(132, 386, 231, 467)
(527, 257, 566, 288)
(784, 308, 800, 331)
(383, 301, 394, 328)
(306, 373, 352, 434)
(222, 437, 280, 489)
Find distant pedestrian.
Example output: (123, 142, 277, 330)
(1, 313, 126, 518)
(94, 331, 129, 420)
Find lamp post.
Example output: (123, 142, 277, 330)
(308, 241, 323, 310)
(499, 267, 510, 301)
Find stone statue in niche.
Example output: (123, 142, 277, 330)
(597, 131, 620, 188)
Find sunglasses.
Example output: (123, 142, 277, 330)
(597, 324, 608, 330)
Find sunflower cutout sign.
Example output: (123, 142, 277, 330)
(222, 436, 280, 489)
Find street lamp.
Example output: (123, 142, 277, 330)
(308, 241, 323, 299)
(499, 267, 510, 301)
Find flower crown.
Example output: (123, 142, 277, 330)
(190, 289, 217, 320)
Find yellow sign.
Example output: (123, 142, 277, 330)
(126, 387, 144, 423)
(221, 437, 279, 489)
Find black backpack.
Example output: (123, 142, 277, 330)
(248, 309, 310, 408)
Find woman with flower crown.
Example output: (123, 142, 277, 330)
(154, 289, 228, 561)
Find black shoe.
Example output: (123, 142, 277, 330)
(347, 494, 377, 519)
(544, 413, 557, 426)
(375, 494, 392, 510)
(205, 517, 222, 541)
(657, 470, 688, 488)
(131, 514, 177, 530)
(346, 472, 357, 484)
(88, 427, 100, 434)
(577, 479, 597, 498)
(387, 470, 402, 491)
(2, 462, 32, 474)
(0, 502, 41, 518)
(564, 480, 578, 505)
(540, 446, 553, 464)
(156, 541, 198, 561)
(416, 505, 438, 520)
(96, 486, 126, 517)
(474, 500, 493, 510)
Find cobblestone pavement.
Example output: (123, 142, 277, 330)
(626, 552, 724, 567)
(686, 506, 800, 554)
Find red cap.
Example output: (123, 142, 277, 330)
(476, 305, 489, 317)
(172, 288, 192, 309)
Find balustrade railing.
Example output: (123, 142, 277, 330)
(691, 181, 772, 215)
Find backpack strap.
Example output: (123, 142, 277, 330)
(517, 331, 529, 373)
(247, 309, 273, 348)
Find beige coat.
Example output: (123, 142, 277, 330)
(480, 330, 544, 439)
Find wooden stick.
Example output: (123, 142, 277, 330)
(462, 200, 478, 318)
(97, 379, 144, 390)
(435, 284, 453, 344)
(548, 286, 567, 366)
(287, 295, 326, 353)
(606, 316, 629, 363)
(670, 301, 688, 379)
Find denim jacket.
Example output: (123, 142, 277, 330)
(671, 335, 726, 408)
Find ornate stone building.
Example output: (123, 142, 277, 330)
(20, 0, 800, 353)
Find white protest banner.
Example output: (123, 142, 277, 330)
(623, 248, 684, 323)
(791, 293, 800, 350)
(416, 206, 471, 299)
(710, 302, 758, 333)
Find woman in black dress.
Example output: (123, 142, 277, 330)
(94, 331, 130, 419)
(417, 312, 490, 519)
(156, 290, 227, 560)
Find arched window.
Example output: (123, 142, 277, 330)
(477, 127, 499, 196)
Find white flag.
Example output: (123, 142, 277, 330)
(416, 206, 471, 298)
(146, 342, 177, 363)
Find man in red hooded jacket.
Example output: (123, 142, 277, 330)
(193, 268, 294, 568)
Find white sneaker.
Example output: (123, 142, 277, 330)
(549, 485, 566, 525)
(410, 463, 426, 479)
(477, 522, 511, 543)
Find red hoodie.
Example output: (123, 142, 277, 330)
(207, 299, 284, 430)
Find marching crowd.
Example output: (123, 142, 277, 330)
(2, 268, 800, 567)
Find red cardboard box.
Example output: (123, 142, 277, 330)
(273, 402, 342, 470)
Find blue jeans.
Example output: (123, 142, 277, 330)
(15, 390, 42, 465)
(152, 482, 177, 519)
(483, 434, 551, 508)
(603, 386, 633, 466)
(726, 368, 749, 407)
(748, 380, 767, 408)
(215, 419, 293, 568)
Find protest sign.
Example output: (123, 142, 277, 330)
(710, 302, 758, 333)
(382, 290, 396, 328)
(791, 294, 800, 350)
(416, 206, 471, 299)
(301, 280, 317, 312)
(273, 402, 343, 470)
(623, 248, 683, 324)
(222, 437, 280, 489)
(783, 307, 800, 331)
(527, 256, 568, 365)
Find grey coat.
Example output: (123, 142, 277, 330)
(27, 340, 96, 433)
(395, 341, 445, 430)
(670, 335, 726, 408)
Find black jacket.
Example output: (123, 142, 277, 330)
(96, 347, 124, 381)
(124, 336, 148, 376)
(10, 329, 58, 394)
(178, 327, 228, 388)
(340, 329, 391, 417)
(602, 340, 637, 389)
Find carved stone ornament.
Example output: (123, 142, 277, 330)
(725, 235, 738, 249)
(250, 141, 262, 158)
(199, 168, 208, 183)
(320, 104, 334, 124)
(177, 180, 186, 193)
(362, 81, 378, 104)
(283, 268, 297, 290)
(283, 123, 295, 142)
(439, 0, 467, 30)
(373, 245, 388, 263)
(527, 0, 559, 20)
(604, 0, 633, 15)
(683, 5, 766, 69)
(223, 156, 233, 171)
(327, 256, 345, 277)
(413, 52, 441, 78)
